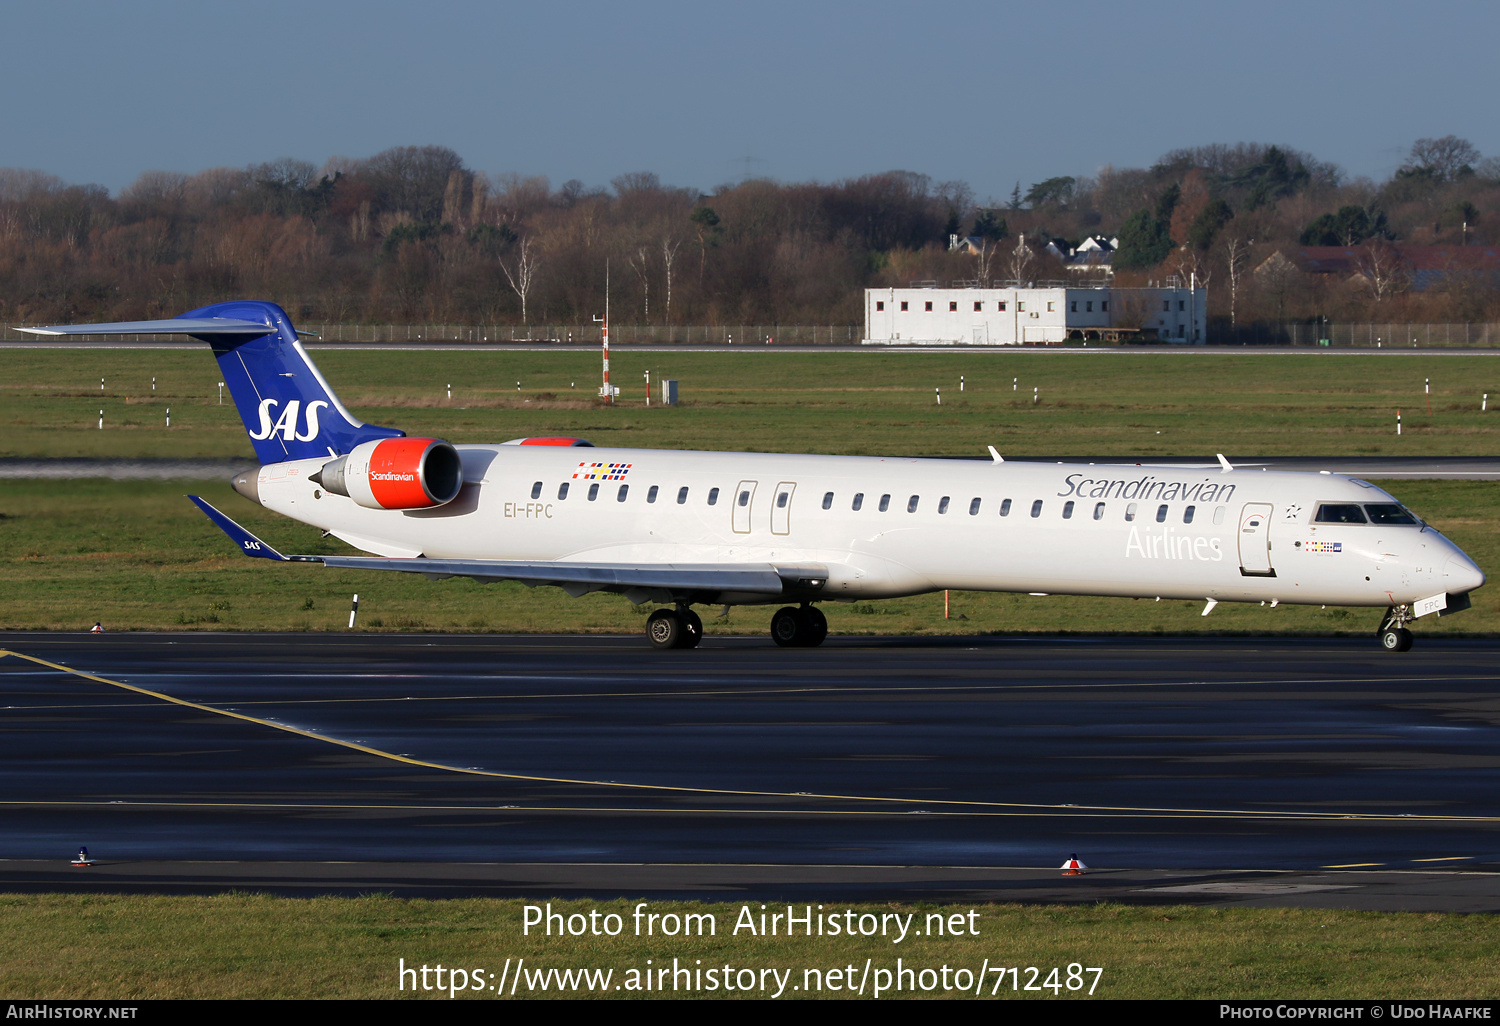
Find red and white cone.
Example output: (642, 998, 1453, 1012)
(1060, 854, 1087, 875)
(72, 846, 94, 867)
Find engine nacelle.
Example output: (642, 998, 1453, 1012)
(314, 438, 463, 510)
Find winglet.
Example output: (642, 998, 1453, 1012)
(188, 495, 289, 561)
(1216, 453, 1234, 472)
(988, 446, 1004, 464)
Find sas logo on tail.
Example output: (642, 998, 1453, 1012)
(248, 399, 331, 441)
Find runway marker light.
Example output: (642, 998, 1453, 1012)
(1061, 854, 1087, 875)
(98, 410, 103, 430)
(73, 846, 94, 867)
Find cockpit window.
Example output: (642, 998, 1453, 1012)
(1365, 503, 1418, 525)
(1314, 503, 1367, 524)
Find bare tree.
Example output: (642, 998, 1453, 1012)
(972, 237, 998, 283)
(1224, 237, 1249, 327)
(1355, 238, 1408, 303)
(500, 236, 541, 324)
(1008, 233, 1037, 285)
(628, 244, 650, 322)
(661, 235, 682, 325)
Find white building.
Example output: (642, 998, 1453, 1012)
(862, 284, 1206, 345)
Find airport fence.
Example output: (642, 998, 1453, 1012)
(1210, 322, 1500, 348)
(0, 323, 865, 345)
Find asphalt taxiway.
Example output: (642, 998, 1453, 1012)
(2, 632, 1499, 908)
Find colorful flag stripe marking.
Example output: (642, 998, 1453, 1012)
(573, 461, 633, 481)
(1307, 541, 1342, 553)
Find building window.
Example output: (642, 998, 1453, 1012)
(901, 301, 909, 311)
(1086, 301, 1093, 312)
(1179, 300, 1186, 311)
(949, 301, 958, 311)
(588, 483, 599, 501)
(852, 492, 864, 511)
(617, 484, 628, 502)
(1030, 500, 1043, 518)
(1162, 300, 1170, 312)
(1156, 504, 1169, 523)
(876, 301, 885, 311)
(647, 485, 658, 503)
(1062, 500, 1074, 519)
(677, 486, 688, 504)
(938, 496, 950, 514)
(531, 481, 543, 499)
(1017, 302, 1025, 312)
(997, 301, 1007, 311)
(969, 497, 981, 515)
(822, 491, 833, 509)
(907, 495, 920, 513)
(1093, 502, 1105, 520)
(558, 482, 569, 500)
(1047, 302, 1055, 312)
(925, 301, 933, 311)
(1178, 325, 1186, 338)
(879, 494, 891, 512)
(999, 498, 1012, 516)
(1101, 301, 1109, 312)
(974, 301, 982, 312)
(1070, 301, 1077, 312)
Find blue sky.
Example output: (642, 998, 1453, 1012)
(7, 0, 1499, 200)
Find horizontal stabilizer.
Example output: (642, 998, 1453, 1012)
(188, 496, 295, 561)
(19, 318, 273, 336)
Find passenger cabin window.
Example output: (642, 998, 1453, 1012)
(938, 496, 950, 514)
(852, 492, 864, 511)
(907, 495, 919, 513)
(738, 489, 751, 507)
(1000, 498, 1012, 516)
(1315, 504, 1367, 524)
(707, 487, 720, 506)
(1365, 503, 1417, 525)
(647, 485, 659, 503)
(1183, 505, 1195, 524)
(969, 497, 981, 515)
(617, 484, 629, 502)
(777, 491, 789, 508)
(677, 486, 689, 504)
(879, 494, 891, 512)
(1030, 500, 1043, 518)
(1093, 502, 1105, 520)
(587, 483, 599, 501)
(1156, 504, 1169, 523)
(1125, 502, 1137, 522)
(822, 491, 833, 510)
(1213, 505, 1226, 525)
(1062, 500, 1074, 519)
(558, 482, 569, 500)
(530, 481, 542, 499)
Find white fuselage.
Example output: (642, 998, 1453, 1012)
(251, 446, 1485, 608)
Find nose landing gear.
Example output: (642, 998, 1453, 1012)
(1377, 605, 1414, 652)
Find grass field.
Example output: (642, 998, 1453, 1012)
(2, 347, 1498, 635)
(2, 895, 1498, 999)
(3, 347, 1500, 459)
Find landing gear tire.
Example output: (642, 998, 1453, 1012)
(1379, 627, 1413, 652)
(680, 608, 703, 649)
(647, 609, 685, 650)
(770, 605, 828, 648)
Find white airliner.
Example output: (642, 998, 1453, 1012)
(23, 301, 1485, 651)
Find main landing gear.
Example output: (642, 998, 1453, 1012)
(647, 605, 703, 650)
(770, 604, 828, 648)
(1377, 605, 1414, 652)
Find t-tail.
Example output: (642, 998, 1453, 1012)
(19, 300, 403, 463)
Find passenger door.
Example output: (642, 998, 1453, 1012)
(1238, 503, 1275, 576)
(770, 481, 796, 535)
(732, 480, 757, 534)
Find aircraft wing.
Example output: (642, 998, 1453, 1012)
(188, 496, 825, 599)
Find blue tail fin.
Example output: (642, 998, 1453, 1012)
(178, 301, 403, 463)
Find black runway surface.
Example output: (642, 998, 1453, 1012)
(3, 631, 1500, 907)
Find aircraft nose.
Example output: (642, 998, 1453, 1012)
(1444, 553, 1486, 594)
